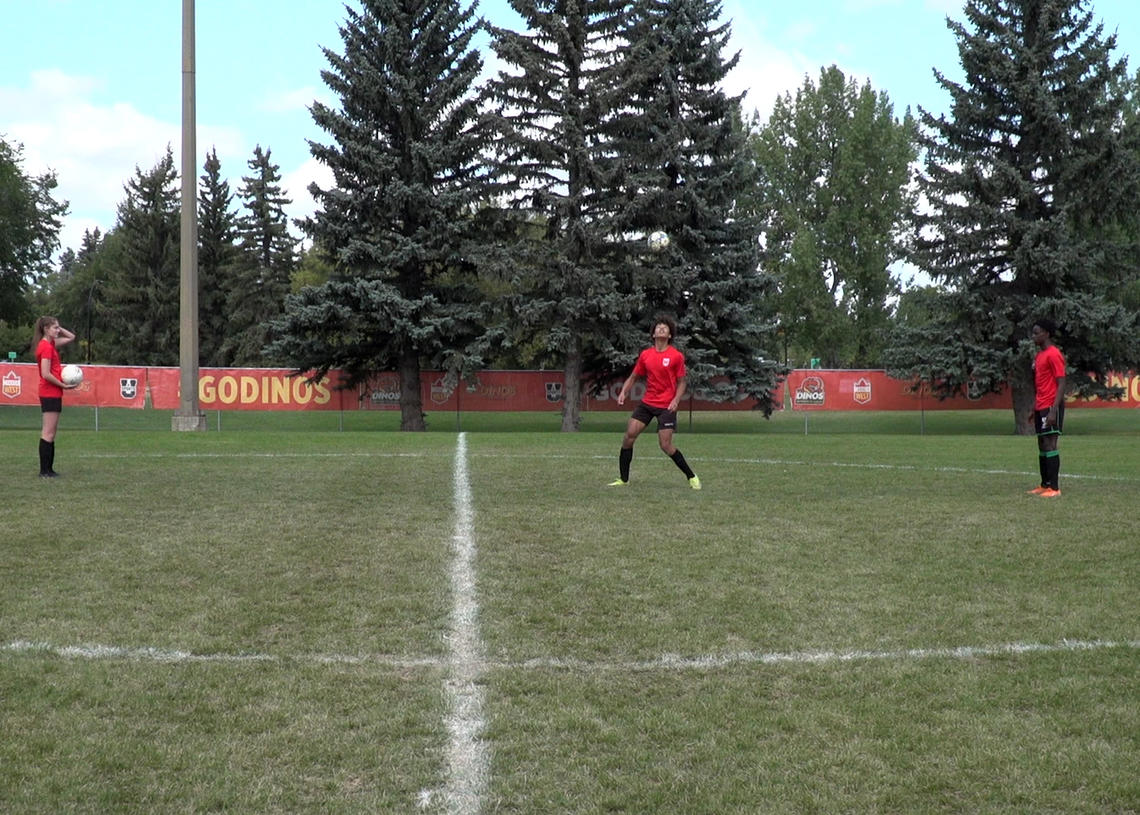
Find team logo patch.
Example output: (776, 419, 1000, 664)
(662, 357, 671, 367)
(545, 382, 563, 403)
(2, 370, 20, 399)
(120, 378, 139, 400)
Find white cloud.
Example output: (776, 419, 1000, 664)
(258, 85, 330, 115)
(722, 2, 816, 121)
(280, 155, 334, 235)
(2, 69, 247, 254)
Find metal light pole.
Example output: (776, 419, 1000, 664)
(173, 0, 206, 431)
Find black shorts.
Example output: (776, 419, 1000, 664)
(1034, 406, 1063, 436)
(631, 402, 677, 430)
(40, 397, 63, 414)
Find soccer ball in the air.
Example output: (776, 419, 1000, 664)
(647, 230, 670, 252)
(61, 364, 84, 387)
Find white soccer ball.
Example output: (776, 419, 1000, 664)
(61, 364, 84, 387)
(647, 230, 670, 252)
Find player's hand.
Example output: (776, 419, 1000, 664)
(616, 392, 626, 406)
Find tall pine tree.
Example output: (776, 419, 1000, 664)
(884, 0, 1140, 432)
(99, 148, 180, 365)
(269, 0, 492, 431)
(197, 147, 240, 367)
(487, 0, 636, 431)
(611, 0, 784, 410)
(224, 146, 296, 366)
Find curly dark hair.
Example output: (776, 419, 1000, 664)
(651, 314, 677, 340)
(1033, 317, 1057, 337)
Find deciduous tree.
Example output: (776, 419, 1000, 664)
(0, 136, 67, 323)
(751, 66, 918, 368)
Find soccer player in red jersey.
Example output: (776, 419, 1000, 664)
(33, 315, 77, 478)
(1028, 318, 1066, 497)
(609, 316, 701, 489)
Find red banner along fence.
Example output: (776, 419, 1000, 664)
(2, 364, 1139, 412)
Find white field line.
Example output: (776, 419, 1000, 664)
(72, 449, 1137, 483)
(6, 638, 1138, 672)
(432, 432, 490, 815)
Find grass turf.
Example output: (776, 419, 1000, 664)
(1, 411, 1137, 812)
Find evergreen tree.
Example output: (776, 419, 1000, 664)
(612, 0, 784, 410)
(268, 0, 492, 431)
(222, 146, 296, 367)
(487, 0, 636, 431)
(0, 136, 68, 323)
(197, 147, 240, 366)
(751, 66, 918, 368)
(99, 148, 180, 365)
(884, 0, 1140, 432)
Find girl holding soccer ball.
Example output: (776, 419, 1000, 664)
(33, 316, 77, 478)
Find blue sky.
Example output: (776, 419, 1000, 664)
(3, 0, 1139, 256)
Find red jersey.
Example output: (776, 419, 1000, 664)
(1033, 344, 1065, 410)
(633, 344, 686, 409)
(36, 337, 63, 398)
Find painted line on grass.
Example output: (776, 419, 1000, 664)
(709, 456, 1138, 483)
(429, 432, 490, 815)
(7, 638, 1137, 673)
(0, 640, 440, 667)
(73, 450, 1138, 484)
(516, 638, 1140, 671)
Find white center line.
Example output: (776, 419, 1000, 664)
(432, 432, 490, 814)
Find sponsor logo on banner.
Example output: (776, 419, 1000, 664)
(545, 381, 563, 403)
(2, 370, 20, 399)
(120, 378, 138, 400)
(369, 373, 401, 406)
(794, 375, 825, 406)
(853, 377, 872, 405)
(430, 377, 452, 405)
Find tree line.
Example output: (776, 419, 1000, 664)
(3, 0, 1139, 432)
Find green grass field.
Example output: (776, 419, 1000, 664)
(2, 408, 1138, 813)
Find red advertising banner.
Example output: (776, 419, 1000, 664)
(1064, 371, 1140, 408)
(1, 363, 147, 408)
(359, 371, 773, 412)
(147, 367, 353, 411)
(785, 369, 1011, 411)
(3, 363, 1136, 412)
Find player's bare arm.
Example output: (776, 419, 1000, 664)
(669, 376, 687, 412)
(616, 373, 639, 406)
